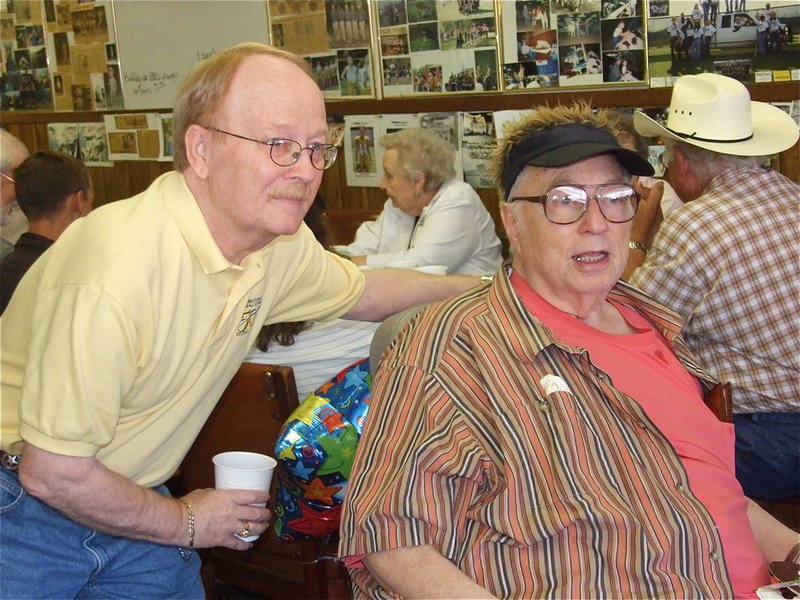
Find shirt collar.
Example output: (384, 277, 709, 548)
(164, 173, 243, 275)
(487, 264, 718, 388)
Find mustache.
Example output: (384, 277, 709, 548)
(270, 183, 312, 201)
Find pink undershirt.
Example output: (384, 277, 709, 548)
(511, 272, 767, 597)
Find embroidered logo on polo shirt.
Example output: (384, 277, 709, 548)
(236, 297, 262, 336)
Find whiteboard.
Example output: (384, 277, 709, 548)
(112, 1, 270, 110)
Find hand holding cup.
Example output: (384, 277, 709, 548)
(213, 451, 277, 542)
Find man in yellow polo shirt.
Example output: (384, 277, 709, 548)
(0, 43, 477, 598)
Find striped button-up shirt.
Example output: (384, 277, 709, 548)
(340, 270, 735, 598)
(630, 167, 800, 413)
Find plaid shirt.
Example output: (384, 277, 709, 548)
(630, 167, 800, 413)
(340, 271, 734, 598)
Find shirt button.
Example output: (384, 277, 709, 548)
(538, 401, 550, 413)
(709, 551, 719, 561)
(676, 482, 686, 492)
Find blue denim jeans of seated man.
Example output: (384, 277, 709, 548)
(734, 412, 800, 501)
(0, 468, 203, 599)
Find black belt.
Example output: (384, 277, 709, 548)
(1, 451, 20, 471)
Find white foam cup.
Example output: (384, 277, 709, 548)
(414, 265, 448, 275)
(213, 451, 277, 542)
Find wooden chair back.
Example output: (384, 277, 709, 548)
(369, 303, 429, 379)
(178, 362, 350, 599)
(323, 209, 381, 246)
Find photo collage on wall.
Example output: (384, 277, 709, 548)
(47, 121, 111, 166)
(376, 0, 500, 96)
(501, 0, 646, 90)
(343, 111, 465, 186)
(2, 0, 121, 113)
(45, 110, 174, 166)
(50, 0, 118, 112)
(645, 0, 800, 86)
(269, 0, 375, 99)
(101, 112, 173, 162)
(1, 1, 52, 110)
(461, 111, 495, 188)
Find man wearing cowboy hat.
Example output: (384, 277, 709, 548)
(629, 73, 799, 502)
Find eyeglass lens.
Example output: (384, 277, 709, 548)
(546, 184, 638, 224)
(269, 139, 337, 170)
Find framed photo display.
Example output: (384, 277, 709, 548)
(268, 0, 377, 99)
(645, 0, 800, 86)
(1, 0, 55, 111)
(375, 0, 502, 96)
(499, 0, 648, 90)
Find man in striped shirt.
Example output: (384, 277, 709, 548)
(340, 103, 797, 598)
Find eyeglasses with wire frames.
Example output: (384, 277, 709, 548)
(205, 127, 338, 171)
(0, 172, 14, 184)
(509, 183, 640, 225)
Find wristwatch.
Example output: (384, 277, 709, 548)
(628, 240, 648, 253)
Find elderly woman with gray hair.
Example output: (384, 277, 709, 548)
(335, 127, 502, 275)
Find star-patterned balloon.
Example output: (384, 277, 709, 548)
(273, 358, 371, 541)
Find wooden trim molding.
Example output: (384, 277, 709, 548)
(1, 81, 797, 124)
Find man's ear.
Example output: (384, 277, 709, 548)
(671, 145, 696, 186)
(671, 145, 689, 178)
(65, 191, 81, 213)
(500, 202, 521, 251)
(670, 145, 706, 201)
(669, 145, 697, 180)
(184, 125, 210, 179)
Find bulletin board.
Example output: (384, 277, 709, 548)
(111, 0, 271, 110)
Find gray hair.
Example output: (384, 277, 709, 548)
(666, 139, 765, 185)
(1, 129, 30, 174)
(380, 128, 456, 191)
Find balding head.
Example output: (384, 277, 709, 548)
(172, 43, 313, 172)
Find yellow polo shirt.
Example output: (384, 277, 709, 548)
(0, 172, 363, 487)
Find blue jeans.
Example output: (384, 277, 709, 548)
(0, 468, 203, 599)
(734, 412, 800, 501)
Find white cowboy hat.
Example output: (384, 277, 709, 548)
(634, 73, 798, 156)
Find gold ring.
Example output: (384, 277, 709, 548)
(238, 520, 250, 538)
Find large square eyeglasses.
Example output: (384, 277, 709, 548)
(510, 183, 639, 224)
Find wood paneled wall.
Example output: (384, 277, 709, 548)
(3, 82, 798, 239)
